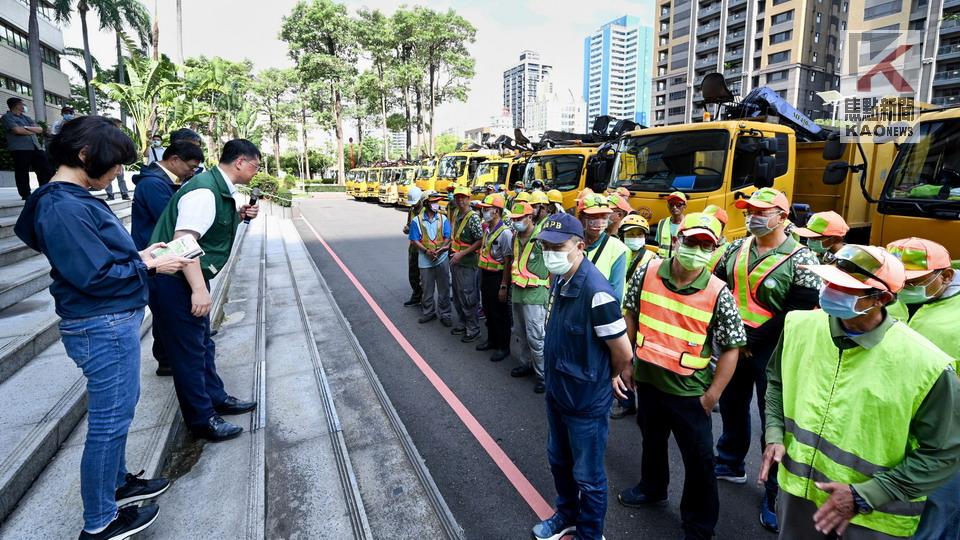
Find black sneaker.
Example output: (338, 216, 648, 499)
(115, 470, 170, 507)
(78, 504, 159, 540)
(155, 365, 173, 377)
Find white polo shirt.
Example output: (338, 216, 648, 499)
(175, 165, 237, 237)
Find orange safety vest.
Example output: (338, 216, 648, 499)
(478, 222, 507, 271)
(511, 233, 550, 288)
(451, 209, 477, 252)
(417, 211, 447, 252)
(731, 237, 802, 328)
(635, 259, 726, 376)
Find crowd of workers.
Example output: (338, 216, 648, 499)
(10, 111, 263, 539)
(401, 182, 960, 540)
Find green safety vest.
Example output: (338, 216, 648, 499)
(587, 234, 629, 293)
(887, 293, 960, 371)
(656, 218, 677, 258)
(779, 310, 952, 537)
(150, 168, 241, 281)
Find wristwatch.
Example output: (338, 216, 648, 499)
(850, 485, 873, 515)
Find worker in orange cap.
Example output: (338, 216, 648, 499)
(655, 191, 688, 258)
(794, 211, 850, 264)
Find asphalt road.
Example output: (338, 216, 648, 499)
(296, 194, 773, 540)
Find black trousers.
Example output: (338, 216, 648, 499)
(408, 244, 422, 301)
(480, 269, 511, 350)
(104, 170, 129, 198)
(11, 149, 51, 199)
(635, 382, 718, 540)
(152, 275, 228, 429)
(146, 278, 167, 369)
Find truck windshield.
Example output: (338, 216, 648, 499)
(473, 162, 509, 187)
(610, 130, 729, 193)
(884, 119, 960, 214)
(522, 154, 585, 191)
(417, 162, 436, 178)
(398, 168, 415, 184)
(438, 156, 467, 179)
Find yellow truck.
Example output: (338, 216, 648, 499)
(415, 158, 439, 193)
(393, 165, 418, 207)
(522, 144, 612, 211)
(435, 149, 500, 195)
(469, 153, 527, 201)
(360, 167, 382, 201)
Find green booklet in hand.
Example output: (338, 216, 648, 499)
(151, 235, 205, 260)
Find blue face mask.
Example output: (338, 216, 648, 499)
(819, 286, 876, 320)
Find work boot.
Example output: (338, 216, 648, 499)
(461, 332, 481, 343)
(155, 364, 173, 377)
(451, 327, 466, 335)
(490, 349, 509, 362)
(533, 378, 545, 394)
(418, 314, 437, 324)
(475, 341, 493, 351)
(511, 365, 534, 378)
(440, 318, 453, 328)
(759, 492, 779, 533)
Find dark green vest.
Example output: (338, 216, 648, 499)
(150, 167, 241, 280)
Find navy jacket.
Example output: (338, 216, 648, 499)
(131, 162, 177, 250)
(15, 182, 149, 319)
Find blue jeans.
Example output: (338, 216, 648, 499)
(915, 471, 960, 540)
(546, 400, 609, 540)
(59, 308, 144, 531)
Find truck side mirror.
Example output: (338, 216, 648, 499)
(759, 137, 778, 154)
(468, 161, 479, 178)
(823, 138, 845, 161)
(823, 162, 849, 185)
(754, 155, 776, 188)
(587, 157, 611, 192)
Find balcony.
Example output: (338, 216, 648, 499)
(695, 55, 719, 67)
(724, 68, 743, 79)
(730, 0, 747, 7)
(934, 68, 960, 86)
(941, 42, 960, 61)
(932, 95, 960, 106)
(726, 30, 746, 44)
(944, 0, 960, 8)
(697, 38, 720, 53)
(725, 49, 744, 62)
(942, 18, 960, 35)
(728, 9, 747, 24)
(699, 3, 722, 19)
(697, 20, 721, 37)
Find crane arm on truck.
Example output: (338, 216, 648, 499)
(733, 86, 826, 142)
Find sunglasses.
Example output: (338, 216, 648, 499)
(833, 245, 887, 290)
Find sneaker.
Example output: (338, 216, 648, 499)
(533, 379, 545, 394)
(714, 463, 747, 484)
(511, 365, 534, 378)
(451, 327, 466, 335)
(617, 485, 667, 508)
(115, 470, 170, 507)
(759, 492, 779, 533)
(403, 297, 421, 307)
(609, 403, 637, 420)
(461, 332, 481, 343)
(78, 504, 159, 540)
(531, 513, 575, 540)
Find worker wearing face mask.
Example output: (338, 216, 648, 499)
(528, 190, 552, 231)
(616, 213, 746, 540)
(449, 186, 483, 343)
(580, 194, 630, 303)
(619, 214, 657, 284)
(408, 191, 453, 327)
(762, 244, 960, 540)
(702, 204, 730, 272)
(885, 237, 960, 540)
(507, 202, 550, 393)
(656, 191, 688, 258)
(713, 187, 822, 533)
(606, 194, 635, 236)
(795, 211, 849, 264)
(476, 194, 514, 362)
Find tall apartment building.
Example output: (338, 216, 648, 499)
(525, 76, 586, 139)
(0, 0, 70, 121)
(583, 16, 654, 127)
(651, 0, 848, 126)
(844, 0, 958, 107)
(502, 51, 552, 130)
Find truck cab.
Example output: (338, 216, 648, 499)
(470, 154, 527, 201)
(415, 159, 439, 193)
(435, 150, 498, 194)
(522, 145, 614, 212)
(362, 168, 382, 200)
(609, 121, 795, 240)
(395, 165, 418, 206)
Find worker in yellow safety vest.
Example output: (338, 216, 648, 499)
(507, 201, 550, 393)
(615, 212, 746, 540)
(712, 187, 822, 533)
(702, 204, 729, 273)
(885, 237, 960, 540)
(528, 190, 552, 232)
(606, 193, 635, 236)
(655, 191, 687, 258)
(476, 193, 514, 362)
(761, 244, 960, 539)
(546, 189, 564, 215)
(449, 185, 483, 342)
(579, 193, 630, 303)
(408, 191, 453, 326)
(794, 211, 850, 264)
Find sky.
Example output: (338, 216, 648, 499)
(60, 0, 654, 138)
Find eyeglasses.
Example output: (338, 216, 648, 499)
(242, 158, 262, 172)
(680, 235, 717, 251)
(834, 245, 887, 290)
(744, 208, 781, 217)
(905, 270, 942, 288)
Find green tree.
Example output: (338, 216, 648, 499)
(434, 132, 464, 155)
(281, 0, 359, 185)
(389, 7, 423, 160)
(251, 68, 297, 177)
(356, 8, 393, 160)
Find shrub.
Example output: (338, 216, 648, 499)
(306, 184, 345, 192)
(274, 189, 293, 207)
(250, 172, 280, 194)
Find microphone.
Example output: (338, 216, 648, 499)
(244, 188, 261, 224)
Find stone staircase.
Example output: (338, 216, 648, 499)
(0, 195, 461, 539)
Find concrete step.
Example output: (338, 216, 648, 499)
(0, 193, 131, 221)
(0, 222, 250, 538)
(0, 288, 59, 385)
(286, 218, 462, 538)
(0, 207, 132, 263)
(0, 256, 52, 313)
(0, 312, 152, 526)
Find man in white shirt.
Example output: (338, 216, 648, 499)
(144, 132, 166, 165)
(149, 139, 261, 442)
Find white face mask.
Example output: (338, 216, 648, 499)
(624, 237, 646, 251)
(430, 203, 440, 213)
(482, 209, 495, 222)
(586, 218, 608, 230)
(21, 106, 29, 114)
(543, 249, 574, 275)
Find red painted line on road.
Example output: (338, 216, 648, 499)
(301, 218, 554, 520)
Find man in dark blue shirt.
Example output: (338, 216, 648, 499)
(532, 213, 633, 540)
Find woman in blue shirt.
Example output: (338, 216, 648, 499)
(15, 116, 192, 540)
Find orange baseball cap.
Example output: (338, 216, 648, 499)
(508, 202, 533, 219)
(886, 237, 952, 279)
(795, 211, 850, 238)
(666, 191, 688, 204)
(734, 187, 790, 212)
(580, 193, 612, 215)
(703, 204, 729, 225)
(804, 244, 906, 293)
(607, 194, 634, 214)
(478, 193, 506, 209)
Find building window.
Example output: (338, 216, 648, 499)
(770, 30, 792, 44)
(864, 0, 902, 20)
(815, 32, 820, 43)
(812, 51, 818, 63)
(767, 69, 789, 83)
(809, 90, 816, 102)
(771, 10, 794, 25)
(810, 71, 817, 82)
(769, 50, 790, 64)
(816, 12, 822, 24)
(0, 20, 61, 68)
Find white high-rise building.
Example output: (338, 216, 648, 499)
(502, 50, 552, 130)
(583, 16, 654, 128)
(525, 77, 586, 140)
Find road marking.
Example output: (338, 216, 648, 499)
(300, 217, 554, 520)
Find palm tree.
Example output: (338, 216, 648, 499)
(176, 0, 183, 64)
(26, 0, 47, 122)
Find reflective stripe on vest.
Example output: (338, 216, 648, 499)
(478, 222, 507, 271)
(451, 209, 477, 252)
(707, 241, 728, 273)
(634, 259, 725, 376)
(732, 237, 801, 328)
(417, 212, 446, 252)
(778, 309, 952, 537)
(656, 218, 675, 258)
(888, 294, 960, 372)
(511, 233, 550, 288)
